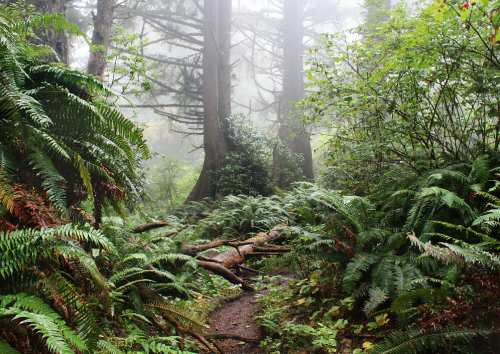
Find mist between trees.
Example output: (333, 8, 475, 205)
(13, 0, 366, 204)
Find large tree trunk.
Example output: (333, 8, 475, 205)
(218, 0, 232, 134)
(276, 0, 314, 187)
(87, 0, 115, 78)
(187, 0, 232, 202)
(8, 0, 69, 64)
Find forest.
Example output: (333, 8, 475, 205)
(1, 0, 500, 353)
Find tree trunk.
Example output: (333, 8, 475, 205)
(218, 0, 232, 134)
(87, 0, 115, 78)
(276, 0, 314, 187)
(8, 0, 69, 64)
(187, 0, 232, 202)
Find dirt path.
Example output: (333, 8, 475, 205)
(204, 270, 295, 354)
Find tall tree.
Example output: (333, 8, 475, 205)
(187, 0, 233, 201)
(276, 0, 314, 186)
(87, 0, 115, 78)
(233, 0, 343, 186)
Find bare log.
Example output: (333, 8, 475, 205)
(244, 252, 282, 258)
(196, 261, 254, 291)
(208, 227, 285, 269)
(133, 222, 172, 233)
(253, 247, 292, 252)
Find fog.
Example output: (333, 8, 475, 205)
(62, 0, 369, 170)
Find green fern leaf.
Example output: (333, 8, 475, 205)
(0, 340, 20, 354)
(364, 287, 388, 315)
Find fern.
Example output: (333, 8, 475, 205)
(364, 287, 389, 315)
(29, 151, 67, 211)
(373, 326, 487, 354)
(146, 299, 207, 332)
(98, 340, 125, 354)
(471, 154, 490, 187)
(0, 294, 88, 354)
(343, 253, 379, 292)
(0, 340, 20, 354)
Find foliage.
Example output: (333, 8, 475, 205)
(0, 5, 150, 230)
(300, 0, 500, 186)
(105, 26, 158, 97)
(216, 115, 302, 197)
(145, 156, 200, 212)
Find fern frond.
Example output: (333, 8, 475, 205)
(373, 326, 487, 354)
(146, 299, 207, 332)
(29, 151, 67, 211)
(97, 340, 125, 354)
(364, 287, 388, 315)
(0, 179, 20, 215)
(343, 253, 379, 292)
(471, 154, 490, 187)
(0, 340, 20, 354)
(390, 288, 434, 313)
(0, 294, 88, 354)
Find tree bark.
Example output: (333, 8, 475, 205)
(87, 0, 115, 78)
(276, 0, 314, 187)
(8, 0, 70, 64)
(218, 0, 232, 136)
(187, 0, 232, 202)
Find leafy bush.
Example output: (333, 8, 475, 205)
(216, 115, 302, 197)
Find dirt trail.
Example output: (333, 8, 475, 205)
(204, 270, 295, 354)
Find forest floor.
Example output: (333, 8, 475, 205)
(202, 269, 295, 354)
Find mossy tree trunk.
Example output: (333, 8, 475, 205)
(87, 0, 115, 78)
(7, 0, 70, 64)
(187, 0, 233, 201)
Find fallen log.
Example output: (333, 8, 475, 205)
(133, 222, 172, 233)
(188, 225, 290, 290)
(253, 247, 292, 252)
(135, 224, 290, 292)
(207, 226, 286, 269)
(196, 261, 254, 291)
